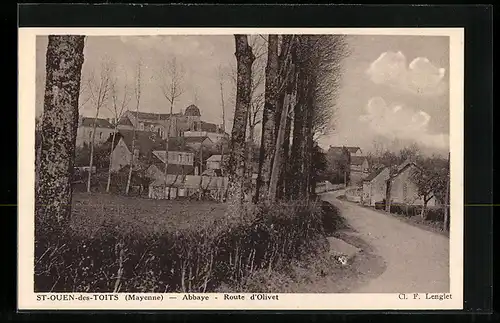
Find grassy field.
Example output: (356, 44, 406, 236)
(70, 192, 228, 237)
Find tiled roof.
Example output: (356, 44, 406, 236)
(200, 121, 218, 133)
(350, 156, 367, 166)
(117, 116, 134, 126)
(345, 146, 361, 154)
(364, 167, 387, 182)
(184, 104, 201, 117)
(128, 110, 182, 121)
(115, 129, 164, 156)
(81, 117, 114, 129)
(183, 136, 213, 144)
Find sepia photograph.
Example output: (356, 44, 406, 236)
(19, 28, 464, 310)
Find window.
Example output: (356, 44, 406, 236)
(99, 132, 102, 139)
(89, 130, 92, 139)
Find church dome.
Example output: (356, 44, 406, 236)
(184, 104, 201, 117)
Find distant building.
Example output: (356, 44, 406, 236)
(350, 156, 370, 186)
(345, 146, 363, 157)
(117, 104, 227, 142)
(109, 129, 194, 173)
(206, 154, 229, 172)
(76, 116, 115, 147)
(362, 167, 390, 206)
(388, 162, 438, 207)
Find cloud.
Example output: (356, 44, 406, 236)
(366, 51, 447, 96)
(359, 97, 449, 150)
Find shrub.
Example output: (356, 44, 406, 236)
(35, 199, 328, 293)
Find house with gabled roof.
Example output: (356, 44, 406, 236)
(388, 161, 438, 207)
(109, 129, 195, 173)
(116, 104, 227, 143)
(76, 116, 115, 147)
(362, 167, 390, 206)
(349, 155, 369, 186)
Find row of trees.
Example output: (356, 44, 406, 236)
(35, 34, 346, 230)
(226, 34, 347, 206)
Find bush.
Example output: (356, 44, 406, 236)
(35, 199, 327, 293)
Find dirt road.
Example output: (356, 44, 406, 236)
(322, 190, 450, 293)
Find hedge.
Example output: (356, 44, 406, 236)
(35, 199, 328, 293)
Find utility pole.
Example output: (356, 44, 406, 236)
(443, 152, 450, 231)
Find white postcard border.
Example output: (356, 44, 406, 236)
(18, 27, 464, 310)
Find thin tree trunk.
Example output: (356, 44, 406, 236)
(227, 35, 255, 204)
(125, 112, 139, 195)
(219, 76, 226, 178)
(164, 102, 174, 199)
(106, 128, 118, 192)
(86, 108, 100, 192)
(443, 153, 450, 231)
(385, 178, 392, 212)
(36, 35, 85, 232)
(256, 35, 279, 201)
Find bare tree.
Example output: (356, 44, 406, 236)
(217, 65, 227, 175)
(126, 60, 142, 195)
(85, 57, 114, 193)
(106, 71, 131, 192)
(36, 35, 85, 231)
(156, 57, 185, 198)
(227, 35, 255, 205)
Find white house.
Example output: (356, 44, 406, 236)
(76, 116, 115, 147)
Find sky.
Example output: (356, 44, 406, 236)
(36, 34, 450, 155)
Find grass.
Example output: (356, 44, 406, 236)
(70, 192, 228, 237)
(37, 192, 330, 293)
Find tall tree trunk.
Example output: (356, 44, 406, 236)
(303, 75, 316, 199)
(227, 35, 255, 204)
(246, 126, 254, 200)
(86, 109, 100, 192)
(268, 62, 296, 201)
(106, 128, 118, 192)
(268, 92, 290, 201)
(289, 64, 309, 200)
(256, 35, 279, 201)
(36, 35, 85, 232)
(279, 113, 292, 199)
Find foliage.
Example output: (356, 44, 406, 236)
(74, 142, 112, 169)
(35, 196, 329, 293)
(413, 155, 449, 205)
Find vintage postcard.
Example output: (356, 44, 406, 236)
(18, 27, 464, 310)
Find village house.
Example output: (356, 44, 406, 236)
(388, 161, 438, 207)
(116, 104, 227, 143)
(362, 167, 391, 206)
(109, 129, 194, 173)
(350, 155, 370, 186)
(76, 116, 115, 147)
(345, 146, 364, 157)
(206, 154, 227, 171)
(362, 161, 438, 208)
